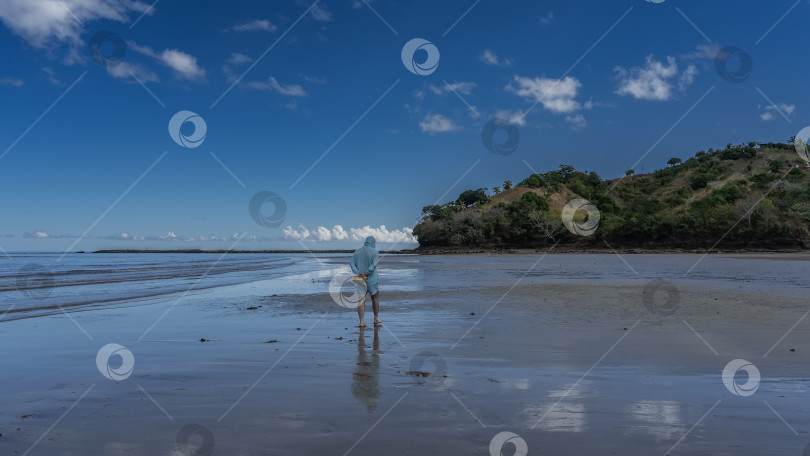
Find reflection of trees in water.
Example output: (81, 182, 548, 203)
(352, 326, 381, 413)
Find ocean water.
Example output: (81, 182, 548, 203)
(2, 252, 807, 321)
(0, 252, 321, 320)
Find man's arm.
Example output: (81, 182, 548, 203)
(366, 251, 379, 275)
(350, 253, 360, 274)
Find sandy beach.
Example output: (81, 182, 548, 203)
(1, 253, 809, 455)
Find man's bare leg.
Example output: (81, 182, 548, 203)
(371, 292, 382, 325)
(357, 294, 367, 327)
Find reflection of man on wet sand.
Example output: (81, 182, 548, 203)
(352, 326, 381, 413)
(350, 236, 382, 327)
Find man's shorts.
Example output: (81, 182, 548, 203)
(355, 281, 379, 297)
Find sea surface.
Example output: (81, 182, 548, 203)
(2, 251, 808, 321)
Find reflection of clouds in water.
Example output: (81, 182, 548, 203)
(499, 378, 531, 391)
(626, 400, 684, 442)
(523, 383, 588, 433)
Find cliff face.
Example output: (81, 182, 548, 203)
(413, 143, 810, 250)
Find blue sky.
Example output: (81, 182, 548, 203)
(0, 0, 807, 252)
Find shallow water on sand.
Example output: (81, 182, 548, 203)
(1, 253, 808, 455)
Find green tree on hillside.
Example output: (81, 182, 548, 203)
(667, 157, 682, 166)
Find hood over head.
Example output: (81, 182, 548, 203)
(363, 236, 376, 248)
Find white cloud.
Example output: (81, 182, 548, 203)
(305, 1, 332, 21)
(480, 49, 513, 66)
(494, 109, 526, 126)
(283, 224, 417, 244)
(106, 60, 158, 82)
(566, 113, 587, 130)
(245, 76, 306, 96)
(23, 230, 48, 238)
(683, 43, 721, 61)
(615, 55, 696, 101)
(759, 103, 796, 121)
(507, 75, 586, 114)
(678, 64, 698, 91)
(225, 19, 277, 32)
(129, 42, 205, 80)
(539, 12, 554, 26)
(0, 76, 24, 87)
(159, 49, 205, 80)
(419, 113, 459, 134)
(0, 0, 150, 49)
(428, 81, 475, 96)
(228, 53, 252, 66)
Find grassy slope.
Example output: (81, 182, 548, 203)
(414, 144, 810, 250)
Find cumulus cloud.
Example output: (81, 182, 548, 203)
(23, 230, 48, 238)
(615, 55, 697, 101)
(225, 19, 277, 32)
(283, 224, 417, 244)
(419, 113, 459, 134)
(0, 0, 151, 49)
(480, 49, 513, 66)
(245, 76, 306, 96)
(759, 103, 795, 121)
(429, 81, 475, 96)
(129, 42, 206, 80)
(507, 75, 587, 114)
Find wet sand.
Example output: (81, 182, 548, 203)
(1, 254, 808, 455)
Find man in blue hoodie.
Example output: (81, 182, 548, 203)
(351, 236, 382, 327)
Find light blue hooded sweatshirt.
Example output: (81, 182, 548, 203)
(351, 236, 380, 285)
